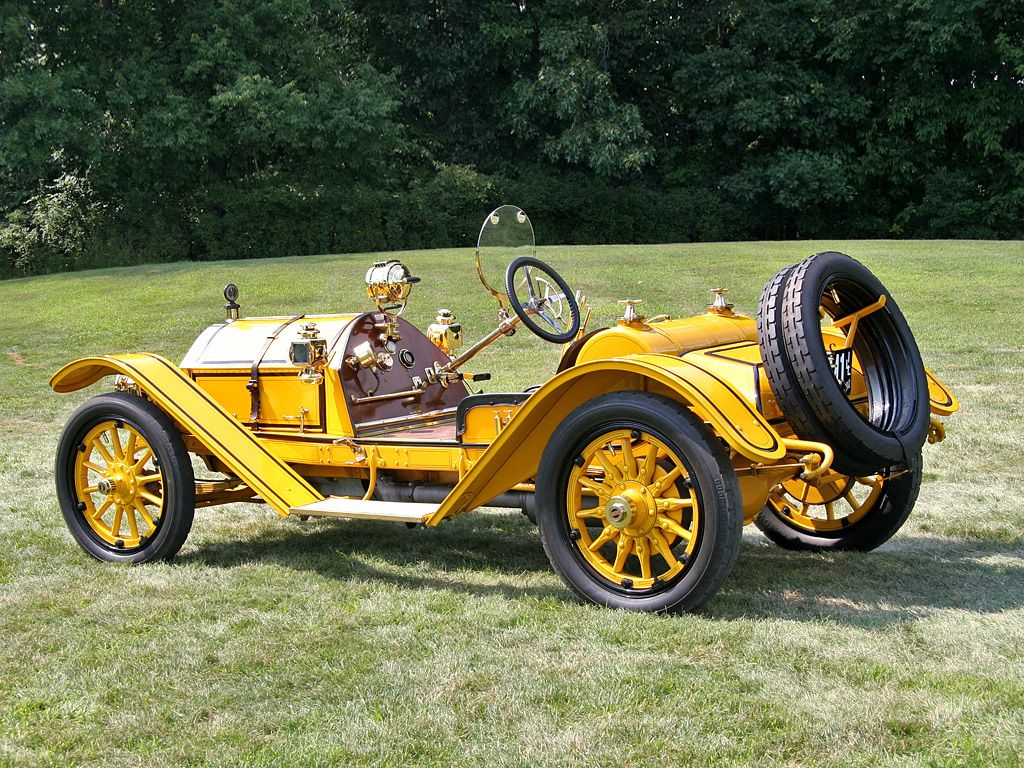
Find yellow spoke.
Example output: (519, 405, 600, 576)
(657, 515, 692, 542)
(91, 437, 114, 465)
(81, 485, 99, 495)
(132, 500, 156, 532)
(843, 490, 862, 512)
(107, 426, 123, 459)
(136, 474, 162, 486)
(125, 505, 139, 539)
(656, 497, 694, 513)
(825, 502, 835, 521)
(635, 538, 652, 580)
(649, 528, 679, 569)
(92, 498, 113, 521)
(651, 466, 682, 496)
(593, 449, 622, 485)
(110, 505, 123, 537)
(577, 477, 611, 498)
(125, 431, 138, 461)
(588, 525, 619, 553)
(856, 475, 881, 488)
(132, 447, 154, 471)
(573, 508, 604, 519)
(83, 460, 106, 473)
(620, 438, 638, 479)
(139, 490, 163, 506)
(613, 536, 633, 571)
(799, 481, 812, 503)
(639, 442, 659, 484)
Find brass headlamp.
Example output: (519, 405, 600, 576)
(365, 260, 420, 315)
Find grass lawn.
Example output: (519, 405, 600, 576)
(1, 240, 1022, 766)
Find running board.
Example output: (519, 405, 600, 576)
(291, 498, 439, 524)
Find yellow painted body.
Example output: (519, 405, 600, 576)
(51, 306, 958, 526)
(575, 313, 757, 362)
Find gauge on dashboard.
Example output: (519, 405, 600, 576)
(399, 349, 415, 368)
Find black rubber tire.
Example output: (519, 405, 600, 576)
(504, 255, 581, 344)
(759, 251, 930, 475)
(758, 264, 831, 441)
(535, 392, 742, 613)
(55, 392, 196, 563)
(754, 453, 922, 551)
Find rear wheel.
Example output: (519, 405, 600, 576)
(56, 392, 195, 563)
(535, 392, 742, 613)
(754, 453, 921, 551)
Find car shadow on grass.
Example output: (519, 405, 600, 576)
(711, 532, 1024, 626)
(185, 508, 1024, 624)
(185, 509, 566, 603)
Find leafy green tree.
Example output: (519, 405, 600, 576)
(2, 0, 1022, 277)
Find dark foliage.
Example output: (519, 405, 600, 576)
(2, 0, 1022, 277)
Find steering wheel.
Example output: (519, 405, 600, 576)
(504, 256, 581, 344)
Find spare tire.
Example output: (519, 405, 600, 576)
(757, 252, 930, 475)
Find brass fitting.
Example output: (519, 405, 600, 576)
(427, 309, 464, 357)
(707, 288, 735, 316)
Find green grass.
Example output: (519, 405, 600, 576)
(1, 241, 1022, 766)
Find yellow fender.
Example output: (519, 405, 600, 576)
(925, 367, 959, 416)
(429, 354, 786, 523)
(50, 353, 322, 516)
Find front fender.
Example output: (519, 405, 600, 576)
(50, 354, 322, 516)
(429, 354, 785, 523)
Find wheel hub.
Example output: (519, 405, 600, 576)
(97, 462, 139, 505)
(605, 484, 656, 535)
(605, 495, 634, 528)
(564, 427, 701, 592)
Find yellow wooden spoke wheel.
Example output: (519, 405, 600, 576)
(567, 429, 698, 590)
(74, 420, 165, 548)
(755, 453, 922, 552)
(535, 392, 742, 613)
(56, 393, 196, 563)
(768, 470, 883, 534)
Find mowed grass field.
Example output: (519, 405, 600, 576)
(1, 240, 1022, 767)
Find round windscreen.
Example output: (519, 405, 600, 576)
(476, 205, 535, 303)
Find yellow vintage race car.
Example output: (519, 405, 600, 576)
(51, 206, 958, 613)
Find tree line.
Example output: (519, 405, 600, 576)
(2, 0, 1021, 277)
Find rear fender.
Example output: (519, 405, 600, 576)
(925, 367, 958, 416)
(428, 354, 786, 523)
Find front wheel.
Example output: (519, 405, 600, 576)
(55, 392, 196, 563)
(535, 392, 742, 613)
